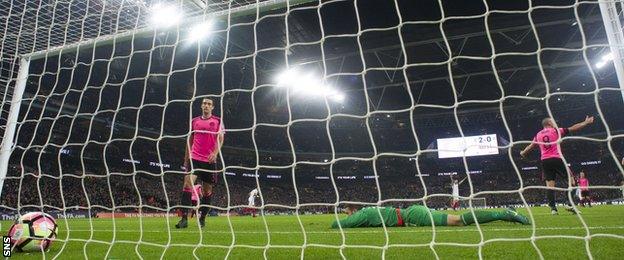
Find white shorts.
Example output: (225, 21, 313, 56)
(248, 197, 255, 207)
(452, 193, 459, 200)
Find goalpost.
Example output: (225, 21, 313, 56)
(0, 0, 623, 259)
(0, 58, 29, 197)
(459, 198, 487, 209)
(598, 0, 624, 102)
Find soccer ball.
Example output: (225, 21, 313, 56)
(7, 212, 58, 252)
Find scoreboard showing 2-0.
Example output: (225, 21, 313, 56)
(437, 134, 499, 159)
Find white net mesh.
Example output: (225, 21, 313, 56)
(1, 0, 624, 259)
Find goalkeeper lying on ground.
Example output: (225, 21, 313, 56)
(331, 204, 530, 228)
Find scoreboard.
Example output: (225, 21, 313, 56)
(437, 134, 499, 159)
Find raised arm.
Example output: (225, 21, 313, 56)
(568, 116, 594, 132)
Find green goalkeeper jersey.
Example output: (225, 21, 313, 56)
(331, 207, 400, 229)
(330, 205, 448, 228)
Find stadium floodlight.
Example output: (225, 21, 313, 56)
(275, 69, 344, 102)
(595, 52, 613, 69)
(297, 74, 323, 95)
(276, 69, 299, 86)
(329, 93, 345, 102)
(602, 52, 614, 61)
(189, 21, 213, 41)
(150, 4, 181, 28)
(324, 87, 345, 103)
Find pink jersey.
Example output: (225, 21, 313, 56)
(578, 178, 589, 191)
(191, 115, 224, 162)
(533, 127, 568, 160)
(191, 185, 202, 202)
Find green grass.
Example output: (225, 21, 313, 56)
(2, 205, 624, 259)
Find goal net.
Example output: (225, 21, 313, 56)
(1, 0, 624, 258)
(459, 198, 487, 209)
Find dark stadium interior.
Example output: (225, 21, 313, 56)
(1, 0, 623, 215)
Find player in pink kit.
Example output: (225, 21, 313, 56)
(191, 184, 203, 205)
(176, 98, 225, 229)
(189, 184, 203, 218)
(577, 171, 592, 207)
(520, 116, 594, 215)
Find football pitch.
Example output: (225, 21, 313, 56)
(2, 205, 623, 259)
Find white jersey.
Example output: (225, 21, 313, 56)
(452, 183, 459, 198)
(248, 188, 259, 206)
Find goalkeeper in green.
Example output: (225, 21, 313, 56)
(331, 204, 530, 229)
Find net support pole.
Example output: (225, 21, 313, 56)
(0, 57, 29, 196)
(598, 0, 624, 102)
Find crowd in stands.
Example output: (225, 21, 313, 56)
(1, 137, 623, 216)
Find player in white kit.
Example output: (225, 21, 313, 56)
(246, 188, 259, 217)
(451, 177, 467, 210)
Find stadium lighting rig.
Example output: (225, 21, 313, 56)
(149, 3, 182, 28)
(275, 69, 345, 102)
(595, 52, 613, 69)
(189, 21, 214, 41)
(150, 4, 214, 42)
